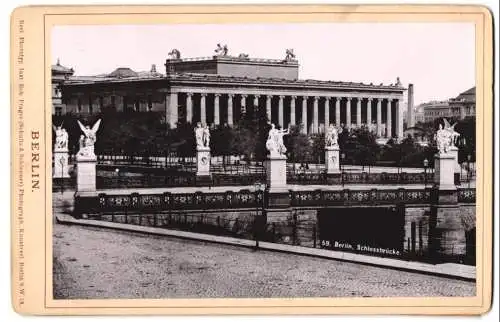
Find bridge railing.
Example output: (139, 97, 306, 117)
(76, 187, 481, 215)
(290, 188, 433, 207)
(287, 169, 435, 185)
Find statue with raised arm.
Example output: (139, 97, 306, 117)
(276, 127, 289, 155)
(266, 123, 289, 157)
(443, 118, 460, 147)
(53, 122, 68, 151)
(77, 119, 101, 157)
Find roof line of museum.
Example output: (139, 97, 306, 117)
(63, 73, 406, 91)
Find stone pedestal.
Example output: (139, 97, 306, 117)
(325, 146, 340, 174)
(430, 152, 465, 259)
(53, 149, 70, 178)
(449, 146, 461, 185)
(434, 152, 456, 190)
(76, 154, 97, 193)
(266, 155, 287, 191)
(266, 155, 290, 207)
(196, 147, 211, 182)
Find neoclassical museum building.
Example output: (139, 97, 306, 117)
(54, 48, 409, 139)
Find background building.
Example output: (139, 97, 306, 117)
(51, 59, 74, 116)
(414, 87, 476, 124)
(53, 49, 407, 139)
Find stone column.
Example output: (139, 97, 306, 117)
(278, 95, 285, 128)
(186, 92, 193, 124)
(167, 91, 178, 129)
(376, 98, 382, 137)
(253, 95, 260, 107)
(335, 98, 341, 126)
(290, 96, 296, 126)
(346, 97, 352, 129)
(200, 93, 207, 125)
(386, 98, 392, 138)
(302, 96, 308, 134)
(266, 95, 272, 122)
(312, 96, 319, 133)
(396, 99, 403, 139)
(227, 94, 234, 126)
(356, 98, 361, 128)
(324, 97, 330, 129)
(367, 97, 372, 130)
(241, 94, 247, 114)
(214, 93, 220, 125)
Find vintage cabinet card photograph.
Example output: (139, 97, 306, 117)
(10, 4, 493, 315)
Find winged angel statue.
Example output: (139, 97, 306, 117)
(435, 118, 460, 153)
(77, 119, 101, 158)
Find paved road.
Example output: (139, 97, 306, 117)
(53, 223, 475, 299)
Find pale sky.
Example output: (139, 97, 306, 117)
(52, 23, 475, 105)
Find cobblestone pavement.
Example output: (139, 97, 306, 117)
(53, 223, 475, 299)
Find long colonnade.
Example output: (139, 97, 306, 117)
(167, 89, 404, 138)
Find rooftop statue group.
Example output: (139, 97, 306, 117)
(435, 118, 460, 154)
(194, 122, 211, 149)
(266, 123, 289, 157)
(214, 43, 229, 56)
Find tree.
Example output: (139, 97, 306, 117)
(342, 126, 379, 169)
(310, 133, 325, 164)
(285, 124, 312, 169)
(211, 124, 234, 167)
(230, 105, 270, 162)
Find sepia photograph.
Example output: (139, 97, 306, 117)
(49, 21, 479, 300)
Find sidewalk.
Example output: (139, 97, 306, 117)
(56, 213, 475, 281)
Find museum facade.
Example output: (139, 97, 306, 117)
(56, 50, 407, 138)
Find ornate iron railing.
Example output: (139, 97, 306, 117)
(287, 170, 434, 185)
(290, 188, 433, 207)
(457, 188, 476, 203)
(97, 189, 265, 213)
(341, 171, 434, 185)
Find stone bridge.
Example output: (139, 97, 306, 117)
(74, 186, 476, 263)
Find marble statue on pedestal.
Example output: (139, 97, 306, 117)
(77, 119, 101, 158)
(435, 118, 460, 154)
(195, 122, 210, 149)
(325, 124, 342, 147)
(53, 123, 70, 178)
(266, 123, 289, 157)
(195, 123, 211, 178)
(53, 123, 68, 151)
